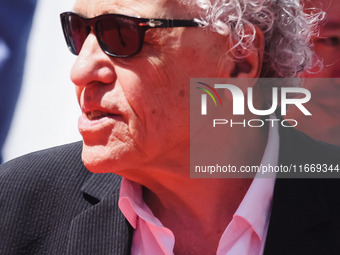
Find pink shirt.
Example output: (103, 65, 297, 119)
(118, 122, 279, 255)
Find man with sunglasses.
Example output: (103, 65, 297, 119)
(0, 0, 340, 254)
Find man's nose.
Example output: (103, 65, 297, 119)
(70, 32, 117, 87)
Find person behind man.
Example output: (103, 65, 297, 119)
(0, 0, 339, 254)
(287, 0, 340, 145)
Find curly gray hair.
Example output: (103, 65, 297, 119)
(180, 0, 324, 78)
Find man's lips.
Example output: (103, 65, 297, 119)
(86, 110, 117, 121)
(81, 103, 122, 120)
(78, 105, 125, 133)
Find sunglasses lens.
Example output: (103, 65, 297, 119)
(96, 16, 143, 57)
(64, 14, 90, 55)
(61, 13, 145, 57)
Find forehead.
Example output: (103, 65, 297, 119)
(73, 0, 191, 19)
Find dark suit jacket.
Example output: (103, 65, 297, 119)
(0, 127, 339, 255)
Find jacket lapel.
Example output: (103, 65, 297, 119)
(66, 173, 133, 255)
(264, 127, 331, 255)
(264, 178, 330, 255)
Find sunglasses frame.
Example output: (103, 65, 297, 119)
(60, 12, 199, 58)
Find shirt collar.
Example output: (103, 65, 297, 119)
(234, 117, 279, 241)
(119, 178, 165, 230)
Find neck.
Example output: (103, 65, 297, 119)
(121, 122, 269, 253)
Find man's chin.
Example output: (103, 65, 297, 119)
(80, 142, 136, 174)
(81, 144, 116, 174)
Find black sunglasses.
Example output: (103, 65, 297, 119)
(60, 12, 198, 58)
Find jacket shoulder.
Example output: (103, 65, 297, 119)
(0, 141, 92, 208)
(1, 141, 89, 182)
(0, 142, 95, 254)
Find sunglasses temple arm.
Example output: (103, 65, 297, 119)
(169, 19, 198, 28)
(141, 18, 198, 28)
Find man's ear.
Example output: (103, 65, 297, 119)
(228, 25, 265, 78)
